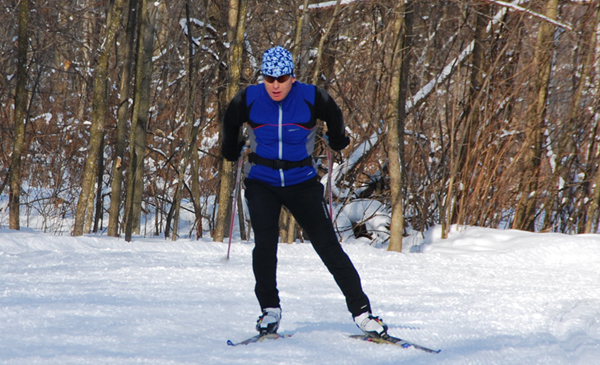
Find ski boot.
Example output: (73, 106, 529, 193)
(256, 307, 282, 334)
(354, 312, 389, 338)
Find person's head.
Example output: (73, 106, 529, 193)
(261, 46, 296, 102)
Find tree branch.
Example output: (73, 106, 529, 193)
(481, 0, 574, 32)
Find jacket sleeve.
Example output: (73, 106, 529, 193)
(221, 89, 247, 161)
(314, 86, 350, 151)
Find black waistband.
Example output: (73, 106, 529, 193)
(248, 153, 313, 170)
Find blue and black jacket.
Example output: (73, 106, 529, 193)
(221, 81, 350, 187)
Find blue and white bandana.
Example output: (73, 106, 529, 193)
(261, 46, 295, 77)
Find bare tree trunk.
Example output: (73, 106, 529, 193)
(279, 208, 288, 243)
(296, 0, 311, 81)
(133, 3, 157, 236)
(286, 209, 295, 244)
(215, 165, 234, 242)
(585, 3, 600, 233)
(108, 0, 138, 237)
(73, 0, 125, 236)
(513, 0, 558, 232)
(215, 0, 246, 242)
(92, 137, 105, 232)
(191, 146, 203, 238)
(311, 0, 342, 85)
(386, 0, 412, 252)
(9, 0, 29, 230)
(545, 21, 595, 233)
(76, 15, 93, 123)
(293, 0, 310, 72)
(172, 0, 208, 240)
(83, 173, 96, 233)
(568, 5, 598, 233)
(190, 0, 213, 239)
(452, 3, 489, 228)
(124, 0, 156, 241)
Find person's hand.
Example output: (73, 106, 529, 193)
(325, 133, 350, 151)
(222, 140, 247, 161)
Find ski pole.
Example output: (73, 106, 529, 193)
(327, 149, 334, 221)
(227, 157, 243, 260)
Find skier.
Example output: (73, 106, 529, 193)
(221, 46, 388, 338)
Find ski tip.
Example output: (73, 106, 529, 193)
(413, 345, 442, 354)
(227, 340, 235, 346)
(350, 333, 441, 354)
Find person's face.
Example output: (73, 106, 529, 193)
(263, 74, 295, 102)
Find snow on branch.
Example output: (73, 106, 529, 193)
(407, 0, 522, 112)
(406, 41, 474, 113)
(322, 131, 380, 199)
(178, 18, 219, 47)
(482, 0, 574, 32)
(301, 0, 370, 10)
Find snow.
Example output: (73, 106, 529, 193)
(303, 0, 360, 10)
(485, 0, 574, 32)
(1, 225, 600, 364)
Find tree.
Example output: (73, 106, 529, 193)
(584, 2, 600, 233)
(512, 0, 558, 232)
(214, 0, 247, 243)
(2, 0, 597, 240)
(108, 0, 139, 237)
(170, 0, 210, 240)
(449, 3, 490, 230)
(73, 0, 125, 236)
(386, 1, 413, 252)
(124, 0, 157, 241)
(9, 0, 30, 230)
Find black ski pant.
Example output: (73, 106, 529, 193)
(244, 177, 371, 317)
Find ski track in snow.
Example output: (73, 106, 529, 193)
(1, 227, 600, 364)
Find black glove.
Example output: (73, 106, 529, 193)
(222, 140, 246, 161)
(326, 133, 350, 151)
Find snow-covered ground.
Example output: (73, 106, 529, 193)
(1, 225, 599, 364)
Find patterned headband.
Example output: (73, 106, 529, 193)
(261, 46, 295, 77)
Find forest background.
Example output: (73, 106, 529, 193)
(1, 0, 599, 250)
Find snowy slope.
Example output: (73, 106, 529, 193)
(1, 226, 600, 364)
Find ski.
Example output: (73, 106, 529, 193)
(227, 333, 292, 346)
(350, 334, 441, 354)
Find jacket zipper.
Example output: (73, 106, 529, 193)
(278, 103, 285, 187)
